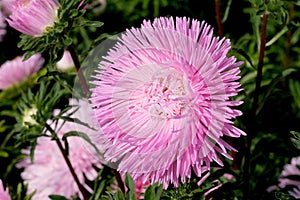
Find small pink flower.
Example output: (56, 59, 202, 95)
(0, 180, 11, 200)
(17, 99, 104, 200)
(0, 54, 44, 90)
(6, 0, 59, 37)
(111, 177, 150, 199)
(268, 156, 300, 199)
(90, 17, 245, 188)
(134, 178, 150, 198)
(56, 51, 75, 72)
(0, 11, 6, 41)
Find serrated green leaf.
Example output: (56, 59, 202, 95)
(290, 131, 300, 150)
(275, 191, 295, 200)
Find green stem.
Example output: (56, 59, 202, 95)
(68, 46, 90, 97)
(252, 13, 268, 116)
(243, 13, 268, 200)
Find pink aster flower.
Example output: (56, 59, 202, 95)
(6, 0, 59, 37)
(268, 156, 300, 198)
(278, 156, 300, 199)
(111, 177, 150, 199)
(90, 16, 245, 188)
(17, 99, 104, 200)
(134, 178, 151, 199)
(0, 11, 6, 41)
(0, 54, 44, 90)
(197, 168, 235, 199)
(0, 180, 11, 200)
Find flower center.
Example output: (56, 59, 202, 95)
(132, 68, 192, 120)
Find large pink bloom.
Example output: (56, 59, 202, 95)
(17, 99, 104, 200)
(90, 17, 245, 188)
(0, 10, 6, 42)
(0, 180, 11, 200)
(6, 0, 59, 36)
(0, 54, 44, 90)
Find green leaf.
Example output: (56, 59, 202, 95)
(290, 131, 300, 150)
(124, 173, 136, 200)
(78, 20, 104, 28)
(49, 195, 69, 200)
(275, 191, 296, 200)
(144, 185, 155, 200)
(0, 150, 9, 158)
(114, 189, 125, 200)
(62, 131, 104, 158)
(124, 173, 135, 191)
(93, 180, 106, 200)
(155, 184, 163, 200)
(63, 37, 73, 46)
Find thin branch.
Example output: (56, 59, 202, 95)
(68, 46, 90, 97)
(252, 13, 268, 116)
(243, 13, 268, 200)
(214, 0, 224, 38)
(45, 123, 90, 200)
(67, 45, 126, 195)
(113, 169, 126, 194)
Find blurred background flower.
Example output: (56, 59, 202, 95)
(90, 16, 245, 189)
(6, 0, 59, 36)
(0, 11, 6, 42)
(268, 156, 300, 199)
(0, 180, 11, 200)
(17, 99, 104, 200)
(0, 53, 44, 90)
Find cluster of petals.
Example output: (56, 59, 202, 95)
(90, 16, 245, 188)
(6, 0, 59, 36)
(0, 10, 6, 42)
(0, 53, 44, 90)
(17, 99, 104, 200)
(268, 156, 300, 198)
(0, 180, 11, 200)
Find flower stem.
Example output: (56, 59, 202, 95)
(68, 46, 90, 97)
(113, 169, 126, 194)
(214, 0, 224, 38)
(243, 13, 268, 199)
(67, 45, 126, 195)
(45, 123, 90, 200)
(252, 13, 268, 114)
